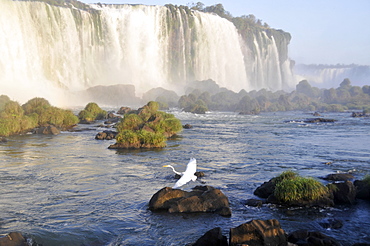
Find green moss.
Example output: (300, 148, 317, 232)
(78, 102, 107, 121)
(274, 176, 329, 203)
(116, 130, 140, 145)
(116, 114, 144, 132)
(138, 130, 167, 147)
(22, 97, 51, 115)
(0, 95, 11, 111)
(114, 101, 182, 148)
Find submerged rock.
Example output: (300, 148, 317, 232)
(229, 219, 287, 246)
(351, 112, 370, 117)
(319, 218, 343, 229)
(322, 173, 355, 181)
(192, 227, 228, 246)
(148, 186, 231, 217)
(95, 130, 117, 140)
(182, 123, 193, 129)
(303, 118, 337, 123)
(33, 124, 60, 135)
(288, 229, 341, 246)
(245, 198, 263, 207)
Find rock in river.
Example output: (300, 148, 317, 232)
(149, 185, 231, 217)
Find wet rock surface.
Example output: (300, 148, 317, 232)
(149, 186, 231, 217)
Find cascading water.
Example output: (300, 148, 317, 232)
(294, 64, 370, 88)
(0, 0, 296, 106)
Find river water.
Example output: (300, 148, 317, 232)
(0, 110, 369, 245)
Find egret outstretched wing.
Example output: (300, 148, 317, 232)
(173, 158, 197, 189)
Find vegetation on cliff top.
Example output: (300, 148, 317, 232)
(0, 96, 78, 137)
(109, 101, 182, 149)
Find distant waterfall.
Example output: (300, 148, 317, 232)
(294, 64, 370, 88)
(0, 0, 296, 106)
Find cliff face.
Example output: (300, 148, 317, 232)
(0, 0, 296, 105)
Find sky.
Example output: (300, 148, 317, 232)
(80, 0, 370, 66)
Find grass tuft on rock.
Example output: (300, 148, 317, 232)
(274, 175, 329, 203)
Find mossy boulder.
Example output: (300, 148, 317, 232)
(0, 96, 78, 137)
(109, 101, 182, 149)
(255, 171, 334, 207)
(78, 102, 107, 123)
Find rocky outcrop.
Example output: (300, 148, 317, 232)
(33, 125, 60, 135)
(117, 107, 132, 115)
(322, 173, 355, 181)
(192, 227, 228, 246)
(354, 179, 370, 200)
(95, 130, 117, 140)
(288, 229, 341, 246)
(148, 186, 231, 217)
(253, 180, 275, 199)
(229, 219, 287, 246)
(331, 181, 357, 204)
(0, 232, 28, 246)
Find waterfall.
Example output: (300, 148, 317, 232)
(294, 64, 370, 88)
(0, 0, 296, 106)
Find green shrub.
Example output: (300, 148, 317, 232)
(1, 101, 24, 118)
(62, 110, 79, 127)
(0, 96, 77, 136)
(79, 102, 107, 121)
(78, 110, 94, 122)
(22, 97, 50, 115)
(113, 102, 182, 148)
(274, 176, 329, 203)
(116, 130, 140, 145)
(0, 95, 11, 111)
(138, 130, 166, 147)
(147, 101, 159, 112)
(117, 114, 144, 132)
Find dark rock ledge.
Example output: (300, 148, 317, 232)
(149, 185, 231, 217)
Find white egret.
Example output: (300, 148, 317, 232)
(163, 158, 197, 189)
